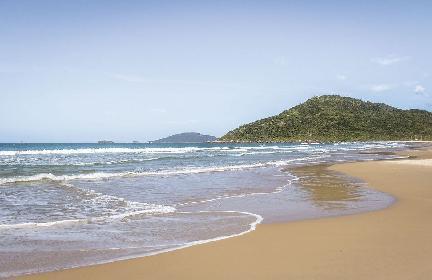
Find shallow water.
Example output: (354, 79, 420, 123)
(0, 142, 414, 277)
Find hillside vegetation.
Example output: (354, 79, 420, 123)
(219, 95, 432, 142)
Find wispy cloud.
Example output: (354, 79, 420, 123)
(0, 67, 23, 74)
(403, 80, 419, 87)
(163, 119, 199, 125)
(368, 82, 428, 96)
(273, 56, 287, 66)
(110, 73, 247, 89)
(111, 74, 146, 83)
(370, 84, 393, 92)
(336, 74, 347, 81)
(150, 108, 167, 114)
(371, 55, 410, 66)
(414, 85, 426, 95)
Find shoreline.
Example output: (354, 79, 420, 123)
(17, 148, 432, 279)
(4, 210, 264, 279)
(6, 162, 392, 279)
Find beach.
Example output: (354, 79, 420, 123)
(3, 0, 432, 278)
(17, 147, 432, 280)
(1, 142, 403, 277)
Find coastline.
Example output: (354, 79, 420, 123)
(17, 148, 432, 280)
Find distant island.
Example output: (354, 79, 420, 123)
(150, 132, 217, 143)
(219, 95, 432, 142)
(97, 140, 115, 144)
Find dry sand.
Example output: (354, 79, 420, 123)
(19, 151, 432, 280)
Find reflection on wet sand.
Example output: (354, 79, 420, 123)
(290, 164, 365, 210)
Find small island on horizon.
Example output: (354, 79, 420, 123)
(149, 132, 217, 143)
(97, 140, 115, 144)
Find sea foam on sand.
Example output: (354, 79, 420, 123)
(387, 159, 432, 166)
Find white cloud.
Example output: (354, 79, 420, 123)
(371, 55, 410, 66)
(150, 108, 167, 114)
(336, 74, 347, 81)
(164, 119, 199, 125)
(273, 56, 287, 66)
(110, 73, 246, 89)
(370, 84, 393, 92)
(111, 74, 146, 83)
(403, 80, 419, 87)
(0, 68, 22, 74)
(414, 85, 426, 94)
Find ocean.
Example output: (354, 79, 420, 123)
(0, 142, 413, 277)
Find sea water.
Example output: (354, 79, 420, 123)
(0, 142, 413, 277)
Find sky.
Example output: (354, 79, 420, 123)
(0, 0, 431, 142)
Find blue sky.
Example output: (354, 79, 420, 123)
(0, 0, 431, 142)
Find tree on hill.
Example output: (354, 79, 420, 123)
(219, 95, 432, 142)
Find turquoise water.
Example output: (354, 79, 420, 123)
(0, 142, 410, 277)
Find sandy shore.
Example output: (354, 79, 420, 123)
(19, 150, 432, 280)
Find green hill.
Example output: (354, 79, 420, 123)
(219, 95, 432, 142)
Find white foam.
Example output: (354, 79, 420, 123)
(0, 161, 281, 185)
(0, 219, 87, 229)
(0, 210, 263, 278)
(0, 141, 408, 157)
(0, 180, 176, 230)
(74, 157, 162, 166)
(0, 146, 254, 156)
(0, 172, 125, 185)
(387, 159, 432, 166)
(109, 210, 264, 265)
(0, 144, 337, 157)
(175, 173, 299, 207)
(0, 204, 175, 230)
(0, 155, 331, 186)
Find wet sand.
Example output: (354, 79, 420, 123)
(18, 150, 432, 280)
